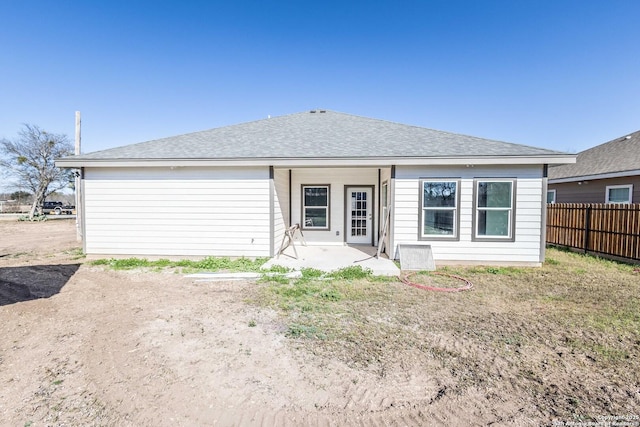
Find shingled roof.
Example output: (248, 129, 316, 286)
(549, 130, 640, 182)
(58, 110, 572, 166)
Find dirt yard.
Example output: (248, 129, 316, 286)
(0, 220, 638, 426)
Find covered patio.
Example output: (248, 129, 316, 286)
(262, 244, 400, 276)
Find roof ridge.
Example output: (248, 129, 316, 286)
(59, 110, 571, 163)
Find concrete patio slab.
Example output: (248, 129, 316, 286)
(262, 244, 400, 277)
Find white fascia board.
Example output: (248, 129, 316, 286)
(549, 169, 640, 184)
(56, 155, 576, 169)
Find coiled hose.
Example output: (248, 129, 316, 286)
(401, 271, 473, 292)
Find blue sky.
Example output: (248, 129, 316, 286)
(1, 0, 639, 157)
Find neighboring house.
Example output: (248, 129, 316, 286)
(56, 110, 574, 266)
(548, 130, 640, 204)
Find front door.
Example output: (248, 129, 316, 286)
(346, 187, 373, 244)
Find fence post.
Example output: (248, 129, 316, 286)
(584, 205, 591, 254)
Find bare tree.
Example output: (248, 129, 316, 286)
(0, 124, 74, 219)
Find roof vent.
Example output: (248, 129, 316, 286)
(319, 110, 326, 113)
(310, 110, 316, 113)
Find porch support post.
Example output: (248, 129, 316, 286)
(389, 165, 396, 260)
(80, 167, 86, 254)
(288, 169, 292, 227)
(540, 164, 548, 264)
(377, 168, 381, 247)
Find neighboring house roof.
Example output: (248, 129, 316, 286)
(57, 110, 574, 167)
(549, 130, 640, 183)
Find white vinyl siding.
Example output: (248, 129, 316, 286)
(83, 167, 271, 257)
(393, 165, 544, 264)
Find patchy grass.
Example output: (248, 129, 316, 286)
(250, 248, 640, 420)
(90, 256, 270, 273)
(90, 249, 639, 421)
(325, 265, 372, 280)
(17, 214, 47, 222)
(63, 247, 85, 260)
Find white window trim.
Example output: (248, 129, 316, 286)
(547, 189, 556, 204)
(302, 185, 330, 230)
(605, 184, 633, 204)
(419, 179, 459, 240)
(473, 179, 516, 241)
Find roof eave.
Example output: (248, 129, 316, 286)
(56, 154, 576, 168)
(549, 168, 640, 184)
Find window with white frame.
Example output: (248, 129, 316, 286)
(302, 185, 330, 229)
(605, 184, 632, 204)
(547, 189, 556, 204)
(421, 180, 458, 238)
(475, 180, 514, 239)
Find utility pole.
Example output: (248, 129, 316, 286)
(75, 111, 83, 243)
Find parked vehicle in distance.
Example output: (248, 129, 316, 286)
(42, 201, 76, 215)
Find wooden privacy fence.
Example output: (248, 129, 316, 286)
(546, 203, 640, 261)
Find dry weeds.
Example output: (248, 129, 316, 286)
(253, 248, 640, 422)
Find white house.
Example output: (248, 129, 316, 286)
(56, 110, 575, 266)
